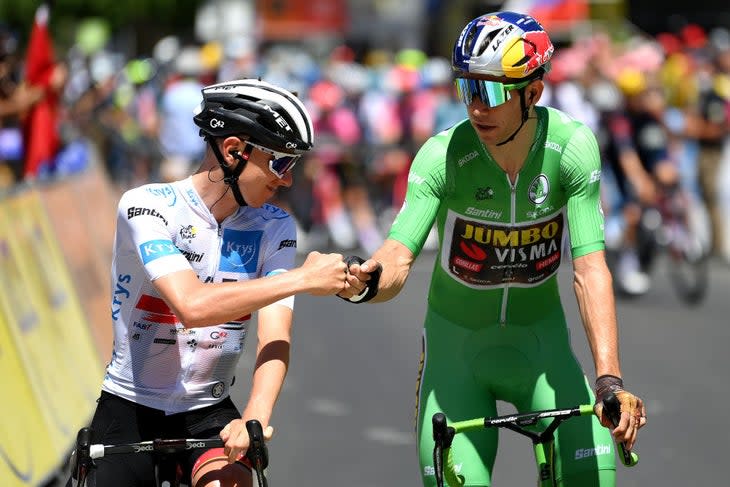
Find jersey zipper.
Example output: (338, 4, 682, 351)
(500, 174, 519, 326)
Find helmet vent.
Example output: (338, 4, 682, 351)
(511, 39, 535, 67)
(464, 25, 478, 56)
(476, 30, 500, 57)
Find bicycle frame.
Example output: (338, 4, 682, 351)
(71, 419, 269, 487)
(431, 393, 638, 487)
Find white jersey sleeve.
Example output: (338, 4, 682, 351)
(117, 186, 192, 281)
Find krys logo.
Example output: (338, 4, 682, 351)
(220, 229, 263, 274)
(528, 174, 549, 204)
(145, 185, 177, 207)
(139, 239, 180, 264)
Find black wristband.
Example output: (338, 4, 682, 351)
(595, 374, 624, 400)
(340, 255, 382, 304)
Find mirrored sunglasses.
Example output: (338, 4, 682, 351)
(245, 141, 301, 178)
(454, 78, 531, 107)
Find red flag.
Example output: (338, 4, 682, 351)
(22, 3, 60, 178)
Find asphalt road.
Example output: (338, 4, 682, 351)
(231, 251, 729, 486)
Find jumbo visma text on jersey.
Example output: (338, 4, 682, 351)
(444, 208, 564, 288)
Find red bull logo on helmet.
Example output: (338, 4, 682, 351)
(524, 31, 554, 71)
(501, 30, 553, 78)
(477, 15, 502, 27)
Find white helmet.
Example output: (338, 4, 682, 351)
(194, 78, 314, 154)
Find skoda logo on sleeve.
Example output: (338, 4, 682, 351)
(212, 381, 225, 398)
(528, 174, 550, 204)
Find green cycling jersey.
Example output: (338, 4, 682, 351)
(389, 105, 605, 327)
(391, 106, 616, 486)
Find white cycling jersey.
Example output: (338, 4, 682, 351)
(102, 176, 297, 414)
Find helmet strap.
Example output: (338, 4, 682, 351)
(207, 136, 250, 207)
(496, 88, 531, 147)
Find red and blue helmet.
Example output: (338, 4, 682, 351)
(452, 11, 554, 79)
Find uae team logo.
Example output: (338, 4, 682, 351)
(528, 174, 549, 204)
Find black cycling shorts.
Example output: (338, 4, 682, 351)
(71, 391, 241, 487)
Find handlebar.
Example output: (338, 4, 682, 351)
(71, 419, 269, 487)
(431, 392, 639, 487)
(246, 419, 269, 487)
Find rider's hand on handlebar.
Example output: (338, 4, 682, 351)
(594, 386, 646, 451)
(220, 419, 274, 464)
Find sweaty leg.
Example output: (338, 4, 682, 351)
(416, 312, 498, 487)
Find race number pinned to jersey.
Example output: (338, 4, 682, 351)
(441, 209, 564, 288)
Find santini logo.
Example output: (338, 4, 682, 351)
(127, 207, 168, 226)
(575, 444, 611, 460)
(465, 207, 502, 219)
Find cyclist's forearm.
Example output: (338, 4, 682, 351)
(572, 252, 622, 378)
(155, 268, 311, 328)
(242, 309, 291, 425)
(243, 361, 287, 426)
(368, 238, 414, 303)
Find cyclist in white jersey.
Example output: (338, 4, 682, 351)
(73, 79, 363, 487)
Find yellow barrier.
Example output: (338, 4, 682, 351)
(40, 171, 116, 363)
(0, 187, 104, 486)
(0, 279, 60, 487)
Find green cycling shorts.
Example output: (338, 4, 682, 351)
(415, 307, 616, 486)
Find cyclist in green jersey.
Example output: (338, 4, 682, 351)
(337, 11, 646, 486)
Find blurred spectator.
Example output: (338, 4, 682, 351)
(158, 45, 206, 182)
(22, 3, 68, 179)
(420, 57, 466, 134)
(0, 23, 42, 187)
(305, 78, 383, 253)
(658, 36, 715, 252)
(603, 67, 679, 294)
(358, 59, 420, 223)
(217, 36, 258, 82)
(694, 29, 730, 263)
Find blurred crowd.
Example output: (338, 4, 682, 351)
(543, 24, 730, 272)
(1, 19, 730, 265)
